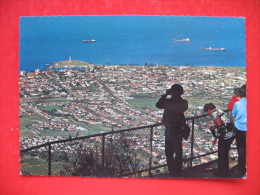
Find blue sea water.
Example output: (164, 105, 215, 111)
(20, 16, 245, 73)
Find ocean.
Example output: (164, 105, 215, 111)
(19, 15, 246, 73)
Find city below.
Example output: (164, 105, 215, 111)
(20, 60, 245, 158)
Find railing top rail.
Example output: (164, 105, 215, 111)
(21, 124, 161, 152)
(21, 110, 230, 152)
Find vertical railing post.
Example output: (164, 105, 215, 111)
(101, 134, 105, 176)
(48, 143, 52, 176)
(190, 118, 195, 168)
(149, 126, 154, 177)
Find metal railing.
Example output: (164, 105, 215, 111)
(20, 110, 237, 177)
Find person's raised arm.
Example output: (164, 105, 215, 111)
(156, 94, 167, 109)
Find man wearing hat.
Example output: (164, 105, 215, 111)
(156, 84, 188, 177)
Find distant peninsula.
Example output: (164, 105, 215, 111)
(48, 60, 95, 68)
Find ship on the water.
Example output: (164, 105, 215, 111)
(82, 39, 96, 43)
(173, 38, 190, 42)
(203, 47, 226, 51)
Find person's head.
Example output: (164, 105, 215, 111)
(170, 84, 184, 96)
(203, 103, 216, 115)
(237, 86, 246, 98)
(234, 85, 246, 99)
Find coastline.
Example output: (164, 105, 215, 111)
(21, 60, 246, 73)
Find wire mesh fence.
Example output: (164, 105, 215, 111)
(20, 110, 237, 177)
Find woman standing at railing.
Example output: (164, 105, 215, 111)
(156, 84, 188, 177)
(232, 85, 247, 178)
(203, 103, 235, 178)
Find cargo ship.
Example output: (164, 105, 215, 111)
(173, 38, 190, 42)
(82, 39, 96, 43)
(203, 47, 226, 51)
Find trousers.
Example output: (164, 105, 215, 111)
(217, 134, 234, 176)
(235, 129, 246, 173)
(165, 125, 183, 177)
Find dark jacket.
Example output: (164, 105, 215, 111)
(156, 95, 188, 127)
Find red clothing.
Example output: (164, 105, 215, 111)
(227, 95, 238, 110)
